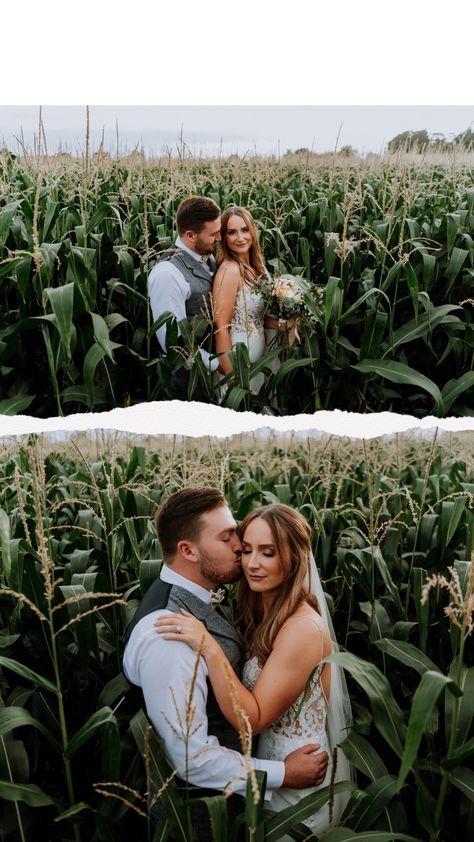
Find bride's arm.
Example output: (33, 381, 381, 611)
(155, 610, 331, 734)
(212, 262, 240, 376)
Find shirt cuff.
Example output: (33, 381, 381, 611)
(252, 758, 285, 800)
(198, 349, 220, 372)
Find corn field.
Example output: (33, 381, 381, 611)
(0, 150, 473, 417)
(0, 430, 473, 841)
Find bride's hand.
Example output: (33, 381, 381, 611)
(264, 314, 281, 330)
(154, 609, 215, 656)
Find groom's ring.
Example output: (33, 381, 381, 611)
(176, 624, 183, 634)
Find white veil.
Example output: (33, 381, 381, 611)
(308, 551, 354, 821)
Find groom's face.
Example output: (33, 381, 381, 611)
(195, 504, 242, 585)
(192, 217, 222, 256)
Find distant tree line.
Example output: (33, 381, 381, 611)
(387, 126, 474, 151)
(283, 126, 473, 158)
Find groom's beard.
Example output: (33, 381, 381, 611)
(194, 234, 216, 257)
(197, 546, 243, 586)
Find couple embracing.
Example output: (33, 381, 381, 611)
(148, 196, 287, 402)
(123, 488, 353, 840)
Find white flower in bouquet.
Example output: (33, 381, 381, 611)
(263, 274, 307, 318)
(259, 273, 323, 346)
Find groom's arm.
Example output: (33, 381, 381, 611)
(123, 612, 285, 795)
(148, 262, 188, 354)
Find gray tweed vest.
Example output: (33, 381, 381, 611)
(124, 578, 242, 753)
(159, 247, 216, 321)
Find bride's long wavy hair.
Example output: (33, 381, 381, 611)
(216, 206, 267, 282)
(237, 504, 319, 666)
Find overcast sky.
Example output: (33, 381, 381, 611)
(2, 105, 473, 158)
(2, 4, 473, 158)
(1, 3, 473, 434)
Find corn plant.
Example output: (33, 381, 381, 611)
(0, 431, 472, 839)
(0, 150, 473, 417)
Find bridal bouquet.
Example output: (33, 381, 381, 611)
(259, 274, 323, 343)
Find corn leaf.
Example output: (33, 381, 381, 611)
(445, 662, 474, 751)
(397, 671, 462, 790)
(65, 707, 117, 758)
(0, 656, 56, 694)
(438, 497, 468, 547)
(83, 340, 121, 406)
(385, 304, 462, 354)
(139, 559, 163, 597)
(130, 709, 189, 842)
(0, 707, 59, 749)
(443, 736, 474, 770)
(336, 288, 390, 327)
(0, 780, 58, 808)
(264, 781, 355, 841)
(44, 283, 75, 360)
(374, 640, 439, 676)
(353, 359, 443, 413)
(326, 652, 406, 758)
(446, 247, 468, 291)
(272, 357, 315, 386)
(319, 831, 420, 841)
(54, 802, 91, 822)
(441, 372, 474, 414)
(91, 312, 115, 361)
(338, 733, 388, 781)
(192, 795, 228, 840)
(324, 276, 343, 330)
(449, 767, 474, 803)
(0, 394, 35, 415)
(0, 201, 22, 247)
(244, 769, 266, 841)
(350, 775, 400, 832)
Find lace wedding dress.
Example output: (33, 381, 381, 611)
(215, 282, 266, 397)
(243, 655, 332, 838)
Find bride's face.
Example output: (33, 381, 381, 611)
(241, 517, 285, 598)
(225, 214, 253, 257)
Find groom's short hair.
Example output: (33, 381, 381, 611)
(176, 196, 220, 235)
(156, 487, 226, 561)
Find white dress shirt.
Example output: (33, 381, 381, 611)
(148, 236, 219, 371)
(123, 566, 285, 797)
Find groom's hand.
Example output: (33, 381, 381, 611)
(282, 744, 329, 788)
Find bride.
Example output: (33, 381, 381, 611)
(212, 206, 281, 397)
(155, 503, 353, 836)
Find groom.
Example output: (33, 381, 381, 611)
(148, 196, 222, 401)
(123, 487, 329, 838)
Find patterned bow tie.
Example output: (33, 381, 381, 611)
(209, 587, 226, 606)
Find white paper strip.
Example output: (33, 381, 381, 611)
(0, 404, 473, 440)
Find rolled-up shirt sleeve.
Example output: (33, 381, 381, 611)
(148, 263, 189, 354)
(123, 612, 285, 795)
